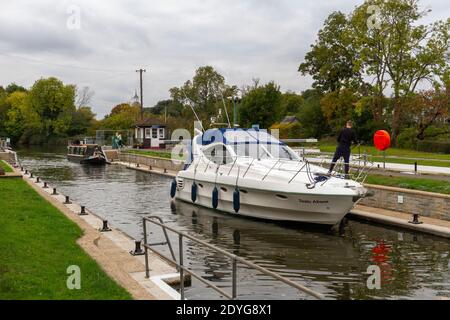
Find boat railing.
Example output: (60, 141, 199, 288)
(142, 215, 324, 300)
(195, 154, 319, 186)
(194, 151, 373, 188)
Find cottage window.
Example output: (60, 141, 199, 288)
(145, 128, 151, 139)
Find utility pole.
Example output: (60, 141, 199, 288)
(136, 68, 146, 120)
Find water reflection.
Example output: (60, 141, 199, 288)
(17, 146, 450, 300)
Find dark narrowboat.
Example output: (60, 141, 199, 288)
(67, 143, 108, 165)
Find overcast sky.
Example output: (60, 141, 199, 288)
(0, 0, 448, 118)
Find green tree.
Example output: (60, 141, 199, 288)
(148, 99, 183, 118)
(320, 88, 359, 133)
(239, 82, 282, 129)
(351, 0, 449, 143)
(297, 90, 329, 138)
(280, 92, 303, 117)
(5, 91, 41, 143)
(170, 66, 237, 126)
(5, 83, 27, 94)
(100, 103, 140, 130)
(28, 77, 76, 139)
(299, 11, 361, 93)
(68, 107, 97, 136)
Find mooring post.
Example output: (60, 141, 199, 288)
(52, 188, 58, 195)
(414, 162, 418, 174)
(64, 195, 72, 204)
(79, 206, 88, 216)
(409, 214, 423, 225)
(130, 240, 145, 256)
(30, 172, 33, 178)
(36, 177, 40, 183)
(99, 220, 112, 232)
(43, 182, 48, 189)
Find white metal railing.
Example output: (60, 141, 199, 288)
(189, 151, 373, 190)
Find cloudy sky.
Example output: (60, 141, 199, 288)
(0, 0, 448, 118)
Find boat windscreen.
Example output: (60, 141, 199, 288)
(223, 129, 282, 145)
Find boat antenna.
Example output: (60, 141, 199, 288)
(181, 89, 205, 132)
(214, 81, 232, 128)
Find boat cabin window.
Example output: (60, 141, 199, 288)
(231, 144, 270, 160)
(264, 144, 298, 160)
(203, 144, 233, 165)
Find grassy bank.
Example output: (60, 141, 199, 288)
(0, 178, 132, 299)
(0, 160, 13, 172)
(365, 174, 450, 195)
(123, 149, 172, 159)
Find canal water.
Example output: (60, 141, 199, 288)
(17, 146, 450, 300)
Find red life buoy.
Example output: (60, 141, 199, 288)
(373, 130, 391, 151)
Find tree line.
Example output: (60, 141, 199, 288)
(1, 0, 448, 151)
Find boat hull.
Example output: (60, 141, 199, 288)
(175, 178, 356, 225)
(67, 155, 107, 165)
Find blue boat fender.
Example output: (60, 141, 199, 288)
(191, 182, 198, 203)
(212, 186, 219, 209)
(170, 179, 177, 198)
(233, 188, 240, 213)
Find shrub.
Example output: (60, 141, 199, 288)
(417, 140, 450, 154)
(397, 128, 418, 149)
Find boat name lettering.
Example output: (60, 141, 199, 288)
(298, 199, 329, 204)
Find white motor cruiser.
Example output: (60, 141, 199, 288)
(171, 127, 368, 226)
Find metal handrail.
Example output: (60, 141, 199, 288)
(142, 216, 324, 300)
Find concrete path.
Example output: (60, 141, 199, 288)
(351, 205, 450, 239)
(370, 161, 450, 175)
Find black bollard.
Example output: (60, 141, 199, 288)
(52, 188, 58, 195)
(43, 182, 48, 189)
(149, 165, 152, 171)
(414, 162, 418, 173)
(99, 220, 112, 232)
(130, 240, 145, 256)
(136, 163, 140, 168)
(21, 166, 24, 171)
(164, 168, 167, 173)
(79, 206, 88, 216)
(36, 177, 40, 183)
(64, 196, 72, 204)
(409, 213, 423, 225)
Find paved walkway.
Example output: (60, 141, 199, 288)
(351, 205, 450, 239)
(370, 161, 450, 175)
(307, 157, 450, 176)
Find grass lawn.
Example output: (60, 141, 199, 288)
(0, 179, 132, 299)
(365, 174, 450, 195)
(0, 160, 13, 172)
(123, 149, 172, 159)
